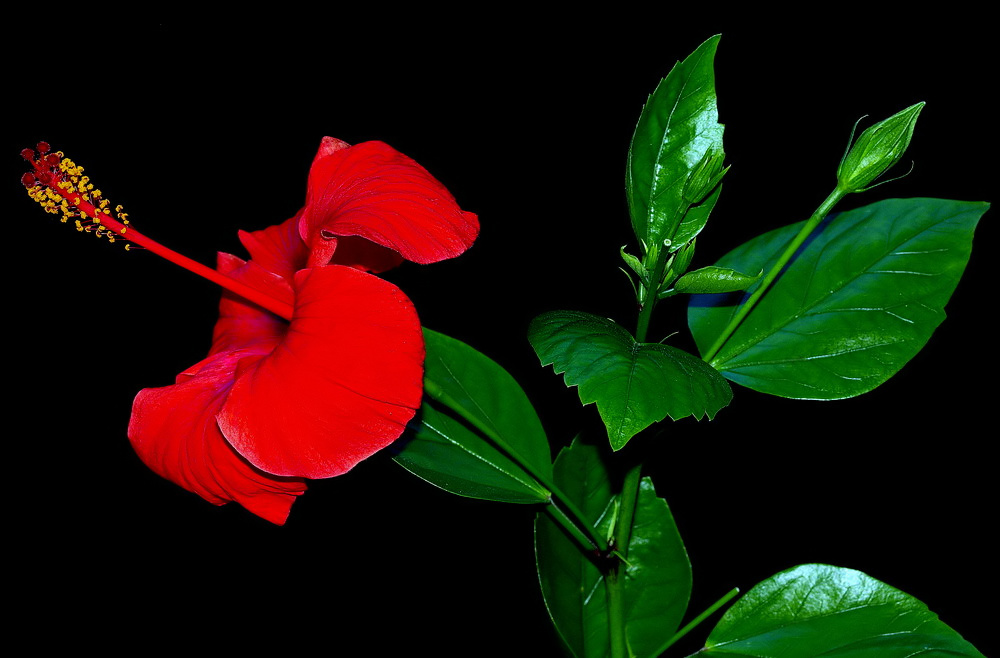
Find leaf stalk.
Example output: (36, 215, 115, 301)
(423, 377, 608, 552)
(665, 587, 740, 656)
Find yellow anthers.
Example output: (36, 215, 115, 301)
(25, 144, 136, 252)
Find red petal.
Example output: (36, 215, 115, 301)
(210, 252, 292, 355)
(298, 138, 479, 267)
(129, 348, 307, 525)
(237, 215, 309, 281)
(217, 265, 425, 478)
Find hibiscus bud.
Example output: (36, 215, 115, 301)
(682, 150, 728, 205)
(836, 102, 924, 193)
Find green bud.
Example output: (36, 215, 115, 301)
(669, 238, 697, 282)
(683, 150, 729, 204)
(836, 102, 924, 193)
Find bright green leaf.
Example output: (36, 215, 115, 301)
(674, 177, 725, 251)
(621, 245, 650, 285)
(673, 265, 760, 295)
(702, 564, 984, 657)
(689, 198, 988, 399)
(529, 311, 732, 450)
(535, 439, 691, 658)
(393, 329, 552, 503)
(627, 34, 724, 252)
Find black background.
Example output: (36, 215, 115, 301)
(7, 11, 994, 656)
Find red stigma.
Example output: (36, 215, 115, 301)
(21, 146, 64, 188)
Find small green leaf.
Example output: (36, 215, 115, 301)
(627, 34, 725, 252)
(702, 564, 984, 657)
(673, 265, 761, 294)
(674, 182, 724, 251)
(529, 311, 731, 450)
(689, 198, 988, 399)
(535, 439, 691, 658)
(620, 245, 649, 284)
(393, 329, 552, 503)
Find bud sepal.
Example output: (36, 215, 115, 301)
(837, 102, 924, 193)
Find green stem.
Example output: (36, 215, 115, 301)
(423, 377, 608, 553)
(605, 266, 665, 658)
(607, 566, 628, 658)
(635, 244, 669, 342)
(661, 587, 740, 656)
(613, 463, 643, 553)
(702, 187, 848, 364)
(543, 504, 596, 553)
(605, 461, 642, 658)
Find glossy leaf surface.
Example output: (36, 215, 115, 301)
(673, 265, 760, 295)
(529, 311, 731, 450)
(689, 198, 987, 398)
(393, 329, 551, 503)
(535, 439, 691, 658)
(626, 34, 724, 250)
(702, 564, 984, 657)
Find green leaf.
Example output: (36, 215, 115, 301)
(393, 328, 552, 503)
(689, 198, 988, 399)
(627, 34, 724, 251)
(673, 182, 725, 253)
(529, 311, 732, 451)
(673, 265, 760, 295)
(535, 439, 691, 658)
(701, 563, 984, 657)
(621, 245, 650, 285)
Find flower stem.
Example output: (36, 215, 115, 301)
(701, 187, 847, 364)
(423, 377, 608, 553)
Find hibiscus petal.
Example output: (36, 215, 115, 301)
(298, 138, 479, 267)
(237, 216, 309, 281)
(210, 252, 292, 355)
(129, 348, 308, 525)
(217, 264, 425, 479)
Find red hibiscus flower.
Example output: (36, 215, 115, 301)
(23, 138, 478, 525)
